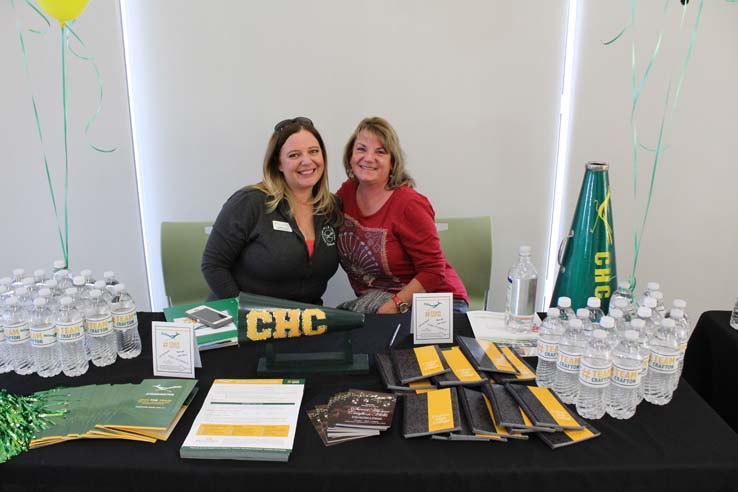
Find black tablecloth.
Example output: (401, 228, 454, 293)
(3, 313, 738, 492)
(682, 310, 738, 433)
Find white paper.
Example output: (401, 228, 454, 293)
(182, 379, 305, 453)
(152, 322, 197, 378)
(412, 292, 453, 345)
(466, 311, 542, 357)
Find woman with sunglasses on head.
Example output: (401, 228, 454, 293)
(202, 117, 341, 304)
(336, 117, 468, 314)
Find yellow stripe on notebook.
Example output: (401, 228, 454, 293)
(414, 346, 444, 376)
(478, 340, 516, 373)
(442, 346, 482, 382)
(528, 386, 580, 428)
(427, 388, 455, 432)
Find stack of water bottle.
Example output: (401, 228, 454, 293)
(0, 262, 141, 378)
(536, 281, 693, 420)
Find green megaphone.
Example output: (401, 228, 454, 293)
(551, 162, 618, 312)
(238, 292, 365, 343)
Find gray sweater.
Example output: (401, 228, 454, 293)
(201, 188, 339, 305)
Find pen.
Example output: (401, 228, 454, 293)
(389, 323, 401, 348)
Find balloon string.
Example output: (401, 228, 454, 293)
(11, 0, 68, 266)
(62, 23, 70, 267)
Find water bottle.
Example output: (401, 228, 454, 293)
(85, 289, 118, 367)
(3, 297, 34, 375)
(536, 307, 563, 388)
(612, 297, 635, 321)
(72, 276, 92, 313)
(636, 306, 657, 339)
(79, 269, 96, 287)
(670, 308, 690, 390)
(10, 268, 26, 289)
(44, 278, 62, 299)
(730, 294, 738, 330)
(606, 329, 644, 419)
(54, 269, 73, 292)
(0, 285, 10, 306)
(643, 318, 679, 405)
(598, 315, 619, 349)
(0, 302, 12, 374)
(37, 287, 59, 312)
(111, 284, 141, 358)
(52, 259, 67, 273)
(29, 297, 62, 378)
(56, 296, 88, 377)
(671, 299, 689, 324)
(576, 329, 612, 419)
(21, 276, 38, 298)
(557, 296, 576, 321)
(103, 271, 119, 296)
(0, 277, 12, 293)
(14, 287, 34, 314)
(609, 308, 627, 338)
(629, 318, 650, 404)
(651, 291, 666, 317)
(553, 318, 586, 404)
(586, 297, 605, 324)
(93, 280, 113, 303)
(610, 280, 634, 311)
(576, 308, 593, 339)
(505, 245, 538, 332)
(33, 269, 49, 287)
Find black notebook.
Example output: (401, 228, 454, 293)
(402, 387, 462, 438)
(432, 389, 506, 442)
(505, 384, 585, 431)
(456, 336, 519, 374)
(536, 416, 601, 449)
(492, 346, 537, 383)
(481, 382, 550, 433)
(391, 345, 450, 384)
(375, 353, 436, 392)
(432, 346, 486, 387)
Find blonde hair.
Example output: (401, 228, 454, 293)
(343, 117, 415, 189)
(252, 120, 341, 224)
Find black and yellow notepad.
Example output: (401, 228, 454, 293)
(456, 336, 519, 375)
(403, 387, 462, 438)
(432, 389, 506, 442)
(457, 387, 512, 440)
(536, 416, 601, 449)
(375, 353, 436, 392)
(481, 382, 550, 433)
(492, 347, 537, 383)
(391, 345, 450, 384)
(505, 384, 585, 431)
(432, 346, 486, 387)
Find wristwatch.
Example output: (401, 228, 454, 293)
(392, 295, 411, 314)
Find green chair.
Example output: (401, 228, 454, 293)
(161, 221, 214, 307)
(435, 216, 492, 311)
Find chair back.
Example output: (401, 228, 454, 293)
(160, 221, 213, 306)
(435, 216, 492, 311)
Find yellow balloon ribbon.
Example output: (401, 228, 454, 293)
(596, 190, 614, 246)
(36, 0, 90, 26)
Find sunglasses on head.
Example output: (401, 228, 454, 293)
(274, 117, 314, 132)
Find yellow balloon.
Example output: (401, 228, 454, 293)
(37, 0, 91, 25)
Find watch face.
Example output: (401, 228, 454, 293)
(398, 302, 411, 314)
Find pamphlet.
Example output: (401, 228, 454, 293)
(152, 322, 199, 378)
(412, 293, 453, 344)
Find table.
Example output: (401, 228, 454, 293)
(3, 313, 738, 492)
(682, 310, 738, 432)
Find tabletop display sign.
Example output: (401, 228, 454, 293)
(412, 293, 453, 345)
(152, 322, 199, 378)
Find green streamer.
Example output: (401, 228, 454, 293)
(0, 389, 54, 464)
(11, 0, 68, 267)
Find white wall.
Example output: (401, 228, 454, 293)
(121, 0, 568, 311)
(567, 1, 738, 318)
(0, 1, 149, 308)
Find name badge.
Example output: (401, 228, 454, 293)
(273, 220, 293, 232)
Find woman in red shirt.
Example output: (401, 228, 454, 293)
(336, 117, 469, 314)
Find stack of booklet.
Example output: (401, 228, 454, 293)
(307, 389, 397, 446)
(31, 379, 198, 447)
(180, 379, 305, 462)
(163, 298, 239, 351)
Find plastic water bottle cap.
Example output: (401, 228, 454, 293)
(647, 282, 660, 291)
(0, 277, 11, 286)
(22, 277, 35, 286)
(94, 280, 106, 289)
(65, 287, 78, 296)
(72, 276, 86, 286)
(673, 299, 687, 309)
(546, 307, 560, 318)
(617, 280, 630, 289)
(587, 297, 601, 308)
(599, 316, 615, 329)
(519, 245, 532, 256)
(103, 271, 115, 279)
(662, 318, 676, 329)
(592, 329, 607, 339)
(613, 298, 628, 308)
(89, 289, 102, 298)
(637, 307, 652, 318)
(34, 297, 47, 307)
(44, 279, 58, 288)
(38, 288, 51, 297)
(568, 318, 583, 329)
(624, 330, 638, 341)
(60, 297, 73, 305)
(643, 297, 657, 309)
(609, 308, 623, 319)
(6, 296, 18, 306)
(652, 291, 663, 301)
(558, 297, 571, 308)
(670, 308, 684, 320)
(34, 269, 46, 278)
(53, 260, 66, 269)
(630, 318, 645, 329)
(13, 268, 25, 277)
(80, 269, 92, 277)
(576, 308, 589, 319)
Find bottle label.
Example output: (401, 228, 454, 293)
(507, 277, 537, 318)
(680, 342, 688, 355)
(30, 325, 57, 347)
(611, 363, 640, 388)
(648, 350, 677, 374)
(640, 354, 650, 375)
(87, 315, 113, 337)
(57, 321, 84, 342)
(3, 322, 30, 344)
(113, 309, 137, 330)
(536, 340, 558, 361)
(578, 361, 612, 388)
(556, 350, 581, 374)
